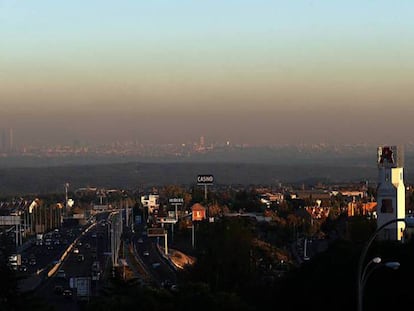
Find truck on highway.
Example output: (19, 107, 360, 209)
(36, 233, 43, 246)
(8, 254, 20, 271)
(91, 261, 101, 281)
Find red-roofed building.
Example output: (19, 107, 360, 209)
(191, 203, 206, 221)
(347, 202, 377, 217)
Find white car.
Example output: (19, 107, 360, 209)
(73, 248, 79, 254)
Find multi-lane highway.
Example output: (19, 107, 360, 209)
(16, 213, 110, 309)
(17, 211, 181, 310)
(33, 217, 111, 310)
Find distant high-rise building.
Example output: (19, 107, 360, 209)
(1, 130, 5, 151)
(376, 145, 405, 241)
(200, 136, 205, 148)
(9, 128, 13, 151)
(1, 128, 13, 152)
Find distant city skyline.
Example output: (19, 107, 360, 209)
(6, 129, 414, 150)
(1, 1, 413, 147)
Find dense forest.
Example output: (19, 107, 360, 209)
(0, 161, 379, 195)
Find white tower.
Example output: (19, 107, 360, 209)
(376, 146, 405, 241)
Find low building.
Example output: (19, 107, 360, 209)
(191, 203, 206, 221)
(347, 202, 377, 217)
(294, 190, 331, 201)
(141, 194, 160, 214)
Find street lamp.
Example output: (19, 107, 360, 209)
(357, 218, 405, 311)
(361, 257, 381, 285)
(359, 256, 400, 311)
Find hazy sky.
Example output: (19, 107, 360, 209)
(1, 1, 413, 147)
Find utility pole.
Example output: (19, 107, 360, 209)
(191, 224, 195, 248)
(125, 198, 129, 228)
(64, 182, 69, 218)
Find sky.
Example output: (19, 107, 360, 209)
(1, 0, 414, 147)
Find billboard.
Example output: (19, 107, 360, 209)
(147, 228, 166, 237)
(0, 216, 21, 225)
(156, 217, 177, 224)
(197, 174, 214, 185)
(169, 198, 184, 204)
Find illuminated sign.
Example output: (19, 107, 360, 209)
(197, 174, 214, 185)
(169, 198, 184, 204)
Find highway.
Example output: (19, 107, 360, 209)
(33, 219, 110, 310)
(131, 224, 178, 289)
(17, 211, 180, 310)
(17, 213, 111, 310)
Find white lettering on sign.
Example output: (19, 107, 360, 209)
(197, 175, 214, 184)
(169, 198, 184, 203)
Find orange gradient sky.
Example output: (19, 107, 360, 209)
(1, 1, 413, 146)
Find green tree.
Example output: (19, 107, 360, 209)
(184, 218, 256, 294)
(231, 189, 261, 213)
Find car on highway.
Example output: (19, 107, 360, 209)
(161, 279, 173, 288)
(62, 289, 72, 298)
(143, 250, 149, 256)
(73, 247, 79, 254)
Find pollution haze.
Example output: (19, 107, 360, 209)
(1, 1, 414, 147)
